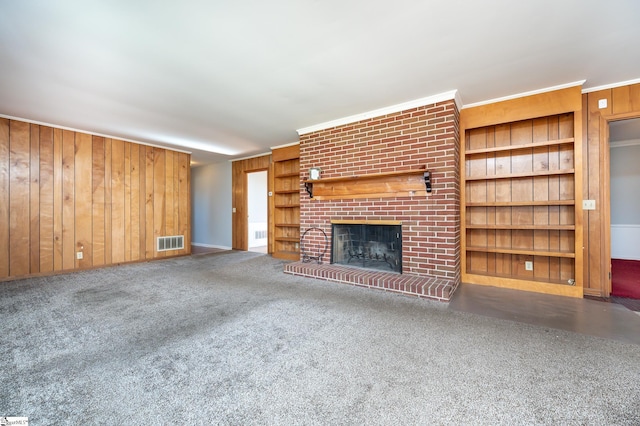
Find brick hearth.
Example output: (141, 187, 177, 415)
(284, 261, 457, 302)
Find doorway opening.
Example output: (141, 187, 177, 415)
(608, 118, 640, 304)
(247, 170, 268, 253)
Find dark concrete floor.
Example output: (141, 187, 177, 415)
(449, 283, 640, 346)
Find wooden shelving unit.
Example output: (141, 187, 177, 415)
(271, 145, 300, 261)
(462, 114, 581, 296)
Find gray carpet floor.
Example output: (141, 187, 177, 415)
(1, 251, 639, 425)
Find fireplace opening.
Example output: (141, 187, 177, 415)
(331, 223, 402, 273)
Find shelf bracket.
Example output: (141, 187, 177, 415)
(424, 171, 432, 193)
(304, 181, 313, 198)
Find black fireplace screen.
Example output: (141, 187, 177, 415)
(331, 224, 402, 273)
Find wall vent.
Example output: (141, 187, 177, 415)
(157, 235, 184, 252)
(255, 230, 267, 240)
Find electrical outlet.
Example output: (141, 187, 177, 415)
(76, 251, 83, 260)
(525, 261, 533, 271)
(582, 200, 596, 210)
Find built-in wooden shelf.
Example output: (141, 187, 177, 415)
(461, 106, 581, 297)
(465, 169, 574, 181)
(272, 144, 300, 261)
(465, 246, 576, 258)
(466, 224, 575, 230)
(466, 200, 575, 207)
(465, 137, 574, 155)
(305, 168, 430, 200)
(275, 237, 300, 242)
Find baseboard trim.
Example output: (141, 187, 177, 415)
(191, 242, 232, 250)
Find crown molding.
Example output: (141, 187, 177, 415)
(229, 151, 272, 162)
(0, 113, 192, 154)
(270, 141, 299, 150)
(297, 90, 459, 135)
(582, 77, 640, 94)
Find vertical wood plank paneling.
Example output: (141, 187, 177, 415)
(29, 124, 40, 273)
(39, 126, 54, 273)
(467, 129, 488, 274)
(559, 114, 576, 282)
(510, 121, 533, 279)
(581, 94, 591, 290)
(53, 128, 63, 271)
(165, 150, 175, 237)
(178, 153, 190, 254)
(104, 138, 113, 265)
(9, 120, 31, 276)
(62, 130, 76, 270)
(138, 146, 147, 258)
(494, 124, 512, 276)
(111, 139, 125, 263)
(145, 147, 154, 258)
(586, 90, 609, 294)
(75, 132, 93, 268)
(532, 118, 550, 280)
(173, 152, 181, 252)
(92, 136, 106, 266)
(153, 148, 166, 257)
(0, 117, 191, 280)
(0, 119, 9, 278)
(547, 118, 561, 280)
(485, 128, 497, 275)
(124, 142, 131, 261)
(232, 161, 245, 250)
(130, 143, 140, 261)
(611, 84, 640, 114)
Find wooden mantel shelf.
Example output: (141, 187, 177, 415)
(304, 169, 431, 200)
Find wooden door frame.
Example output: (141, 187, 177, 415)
(244, 167, 270, 252)
(601, 111, 640, 297)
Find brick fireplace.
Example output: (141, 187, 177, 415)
(284, 96, 461, 301)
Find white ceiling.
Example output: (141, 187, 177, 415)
(1, 1, 639, 165)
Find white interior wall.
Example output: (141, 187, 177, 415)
(610, 141, 640, 260)
(191, 161, 233, 249)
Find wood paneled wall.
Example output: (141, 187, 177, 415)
(231, 154, 271, 250)
(582, 83, 640, 296)
(0, 118, 191, 280)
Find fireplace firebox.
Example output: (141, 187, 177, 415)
(331, 223, 402, 273)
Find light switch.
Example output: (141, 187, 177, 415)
(525, 261, 533, 271)
(598, 99, 607, 109)
(232, 207, 236, 213)
(583, 200, 596, 210)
